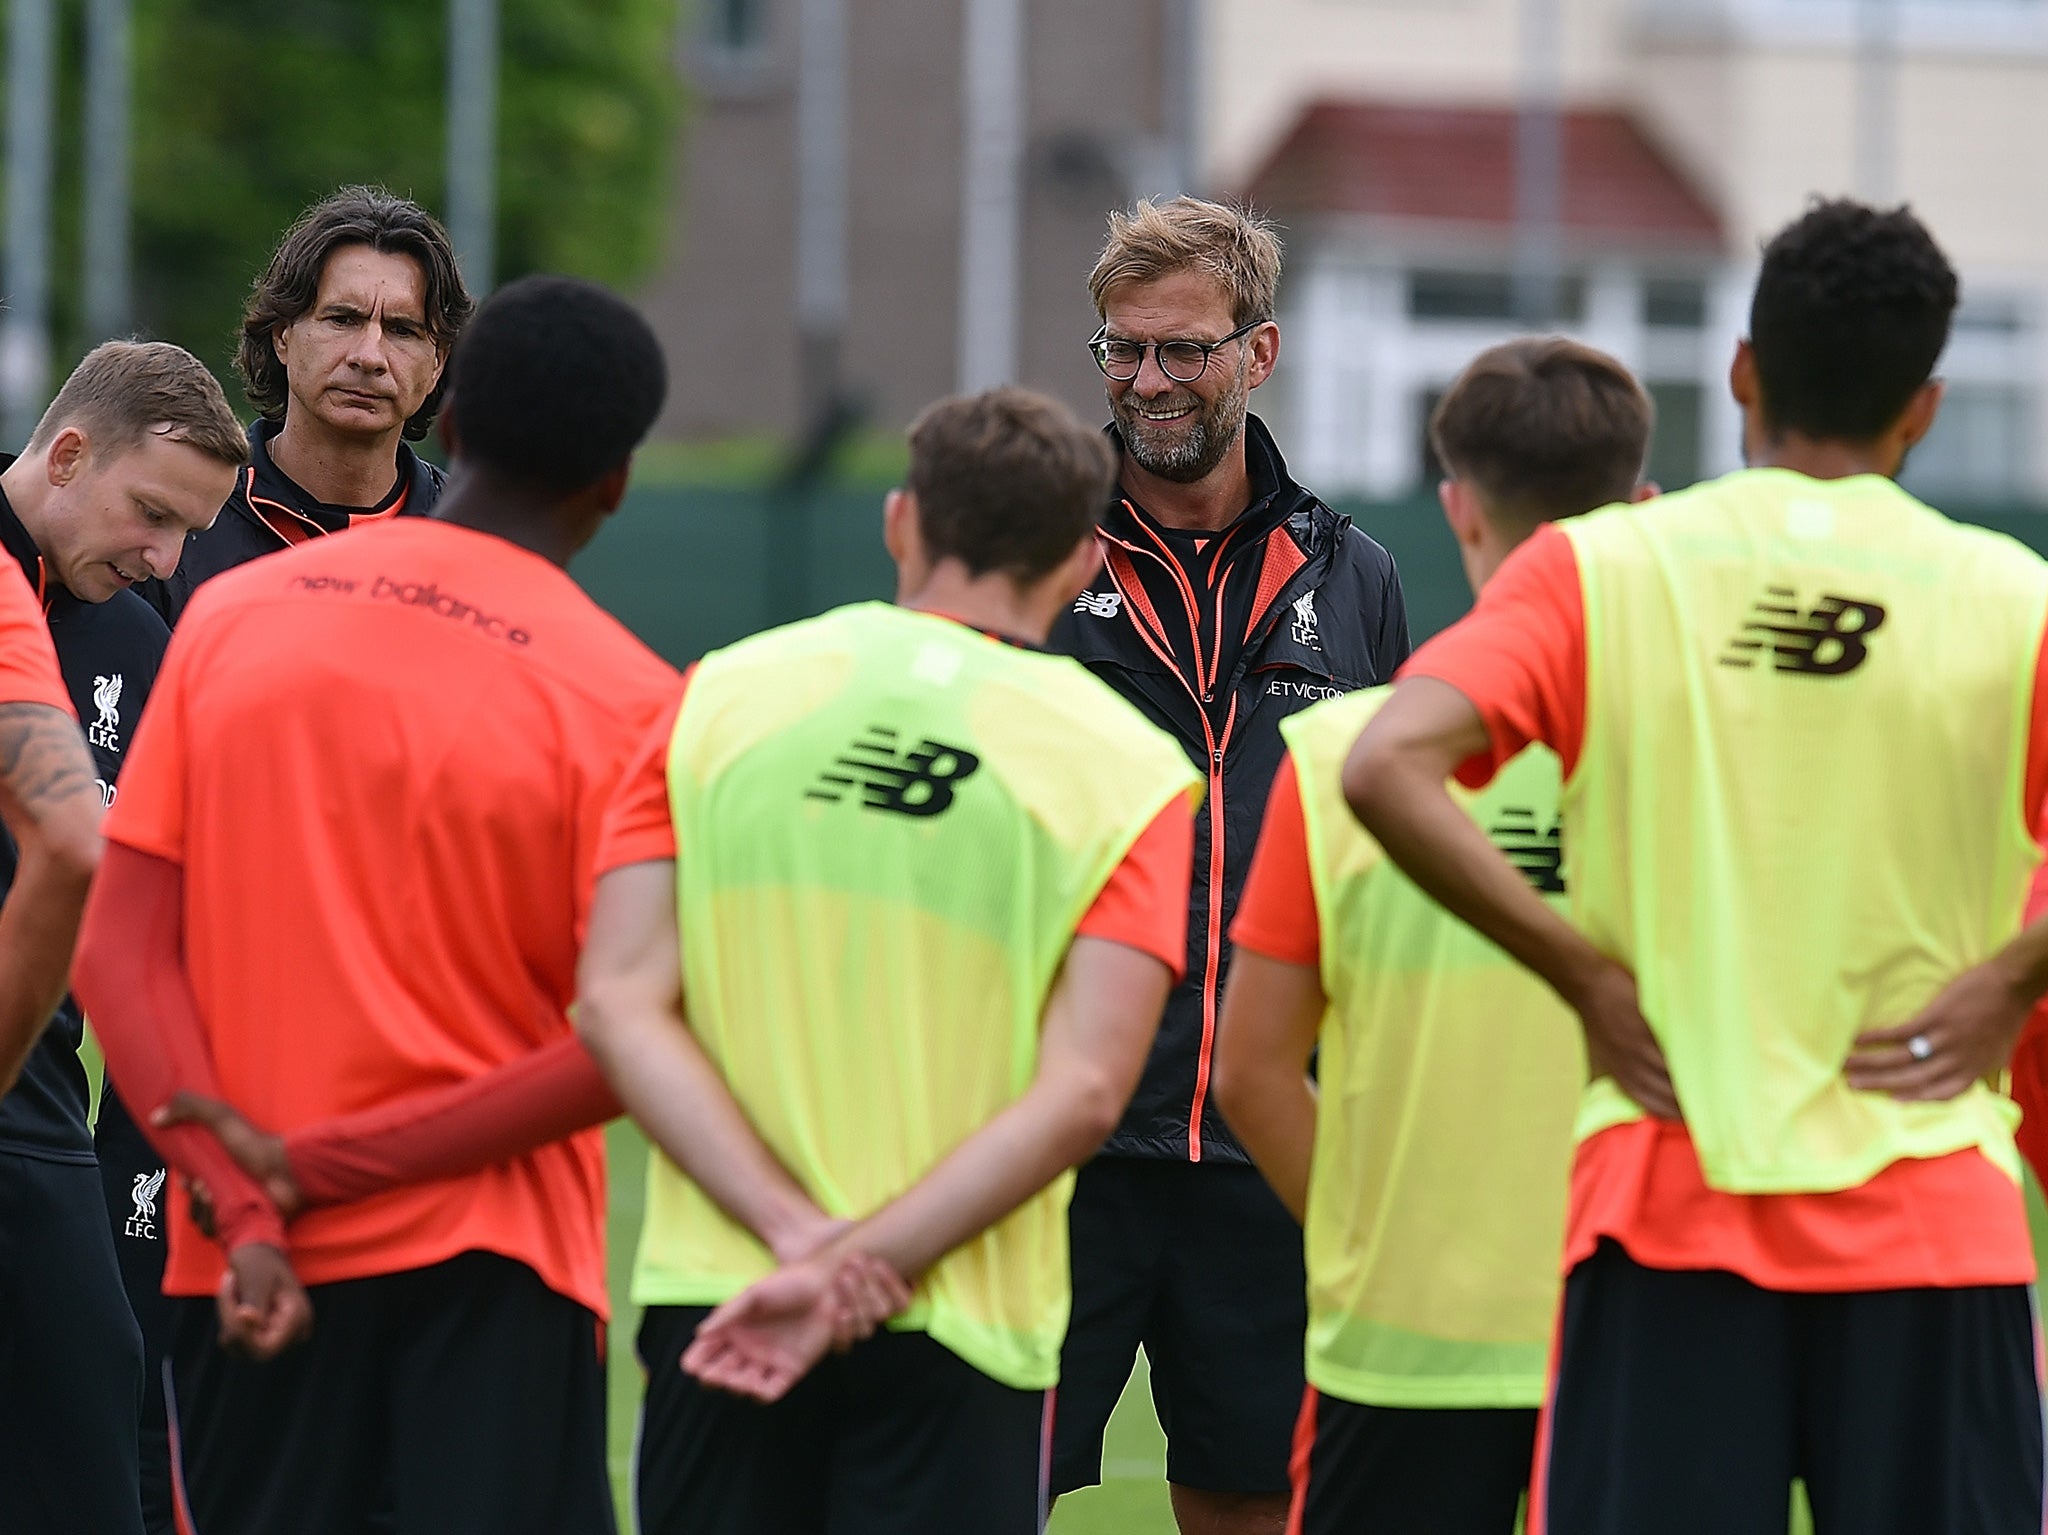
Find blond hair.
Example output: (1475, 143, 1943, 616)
(1088, 197, 1283, 327)
(29, 341, 247, 468)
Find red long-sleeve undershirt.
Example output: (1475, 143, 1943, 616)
(76, 841, 623, 1242)
(81, 782, 1188, 1227)
(281, 1034, 620, 1205)
(74, 843, 284, 1252)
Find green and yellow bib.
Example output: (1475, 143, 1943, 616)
(631, 602, 1199, 1389)
(1563, 469, 2048, 1192)
(1286, 690, 1581, 1408)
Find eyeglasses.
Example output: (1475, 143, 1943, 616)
(1088, 319, 1262, 384)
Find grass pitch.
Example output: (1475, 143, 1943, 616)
(71, 1051, 1998, 1534)
(605, 1121, 2048, 1535)
(603, 1122, 1175, 1534)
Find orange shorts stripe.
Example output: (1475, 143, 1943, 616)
(164, 1358, 200, 1535)
(1525, 1281, 1570, 1535)
(1284, 1384, 1318, 1535)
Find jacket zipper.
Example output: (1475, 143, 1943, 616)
(1183, 539, 1337, 1156)
(1098, 512, 1342, 1160)
(1099, 529, 1243, 1162)
(1184, 694, 1237, 1159)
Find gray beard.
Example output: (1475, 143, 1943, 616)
(1115, 369, 1250, 485)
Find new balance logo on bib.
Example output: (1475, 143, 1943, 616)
(806, 726, 982, 817)
(1720, 586, 1888, 675)
(1490, 806, 1565, 894)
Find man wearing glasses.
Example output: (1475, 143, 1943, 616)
(1048, 196, 1411, 1535)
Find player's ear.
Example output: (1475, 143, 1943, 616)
(45, 425, 88, 486)
(1439, 478, 1484, 549)
(1632, 481, 1661, 503)
(589, 461, 632, 515)
(1048, 526, 1106, 608)
(1895, 378, 1945, 453)
(437, 404, 462, 463)
(1729, 339, 1759, 410)
(882, 489, 916, 567)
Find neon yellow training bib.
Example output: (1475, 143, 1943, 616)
(1285, 689, 1582, 1408)
(631, 602, 1200, 1390)
(1563, 469, 2048, 1192)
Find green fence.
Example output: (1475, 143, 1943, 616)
(575, 482, 2048, 666)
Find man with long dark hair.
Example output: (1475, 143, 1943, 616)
(143, 185, 473, 625)
(106, 185, 471, 1532)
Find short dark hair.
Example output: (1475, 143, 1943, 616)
(906, 388, 1117, 583)
(1750, 198, 1958, 443)
(1430, 337, 1653, 525)
(445, 275, 667, 493)
(238, 186, 473, 441)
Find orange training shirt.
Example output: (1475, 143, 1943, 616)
(0, 552, 73, 713)
(103, 517, 681, 1316)
(1230, 754, 1320, 969)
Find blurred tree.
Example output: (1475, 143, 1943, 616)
(116, 0, 679, 389)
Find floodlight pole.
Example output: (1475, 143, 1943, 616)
(1512, 0, 1564, 328)
(1162, 0, 1202, 196)
(796, 0, 849, 421)
(1855, 0, 1898, 204)
(83, 0, 133, 343)
(448, 0, 500, 293)
(957, 0, 1025, 393)
(3, 0, 57, 446)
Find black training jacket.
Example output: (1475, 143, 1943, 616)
(142, 415, 445, 629)
(0, 464, 169, 1161)
(1049, 417, 1411, 1163)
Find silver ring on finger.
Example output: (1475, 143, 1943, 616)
(1906, 1034, 1934, 1061)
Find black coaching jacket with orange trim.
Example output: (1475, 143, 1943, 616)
(0, 463, 170, 1161)
(1050, 416, 1411, 1165)
(142, 415, 446, 630)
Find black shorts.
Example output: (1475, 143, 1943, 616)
(167, 1250, 613, 1535)
(96, 1086, 175, 1535)
(1052, 1156, 1306, 1496)
(636, 1303, 1051, 1535)
(1537, 1239, 2045, 1535)
(0, 1149, 146, 1535)
(1289, 1389, 1535, 1535)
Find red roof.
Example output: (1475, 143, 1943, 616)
(1241, 100, 1724, 249)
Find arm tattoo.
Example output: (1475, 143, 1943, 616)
(0, 703, 101, 814)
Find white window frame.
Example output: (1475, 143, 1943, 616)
(1637, 0, 2048, 54)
